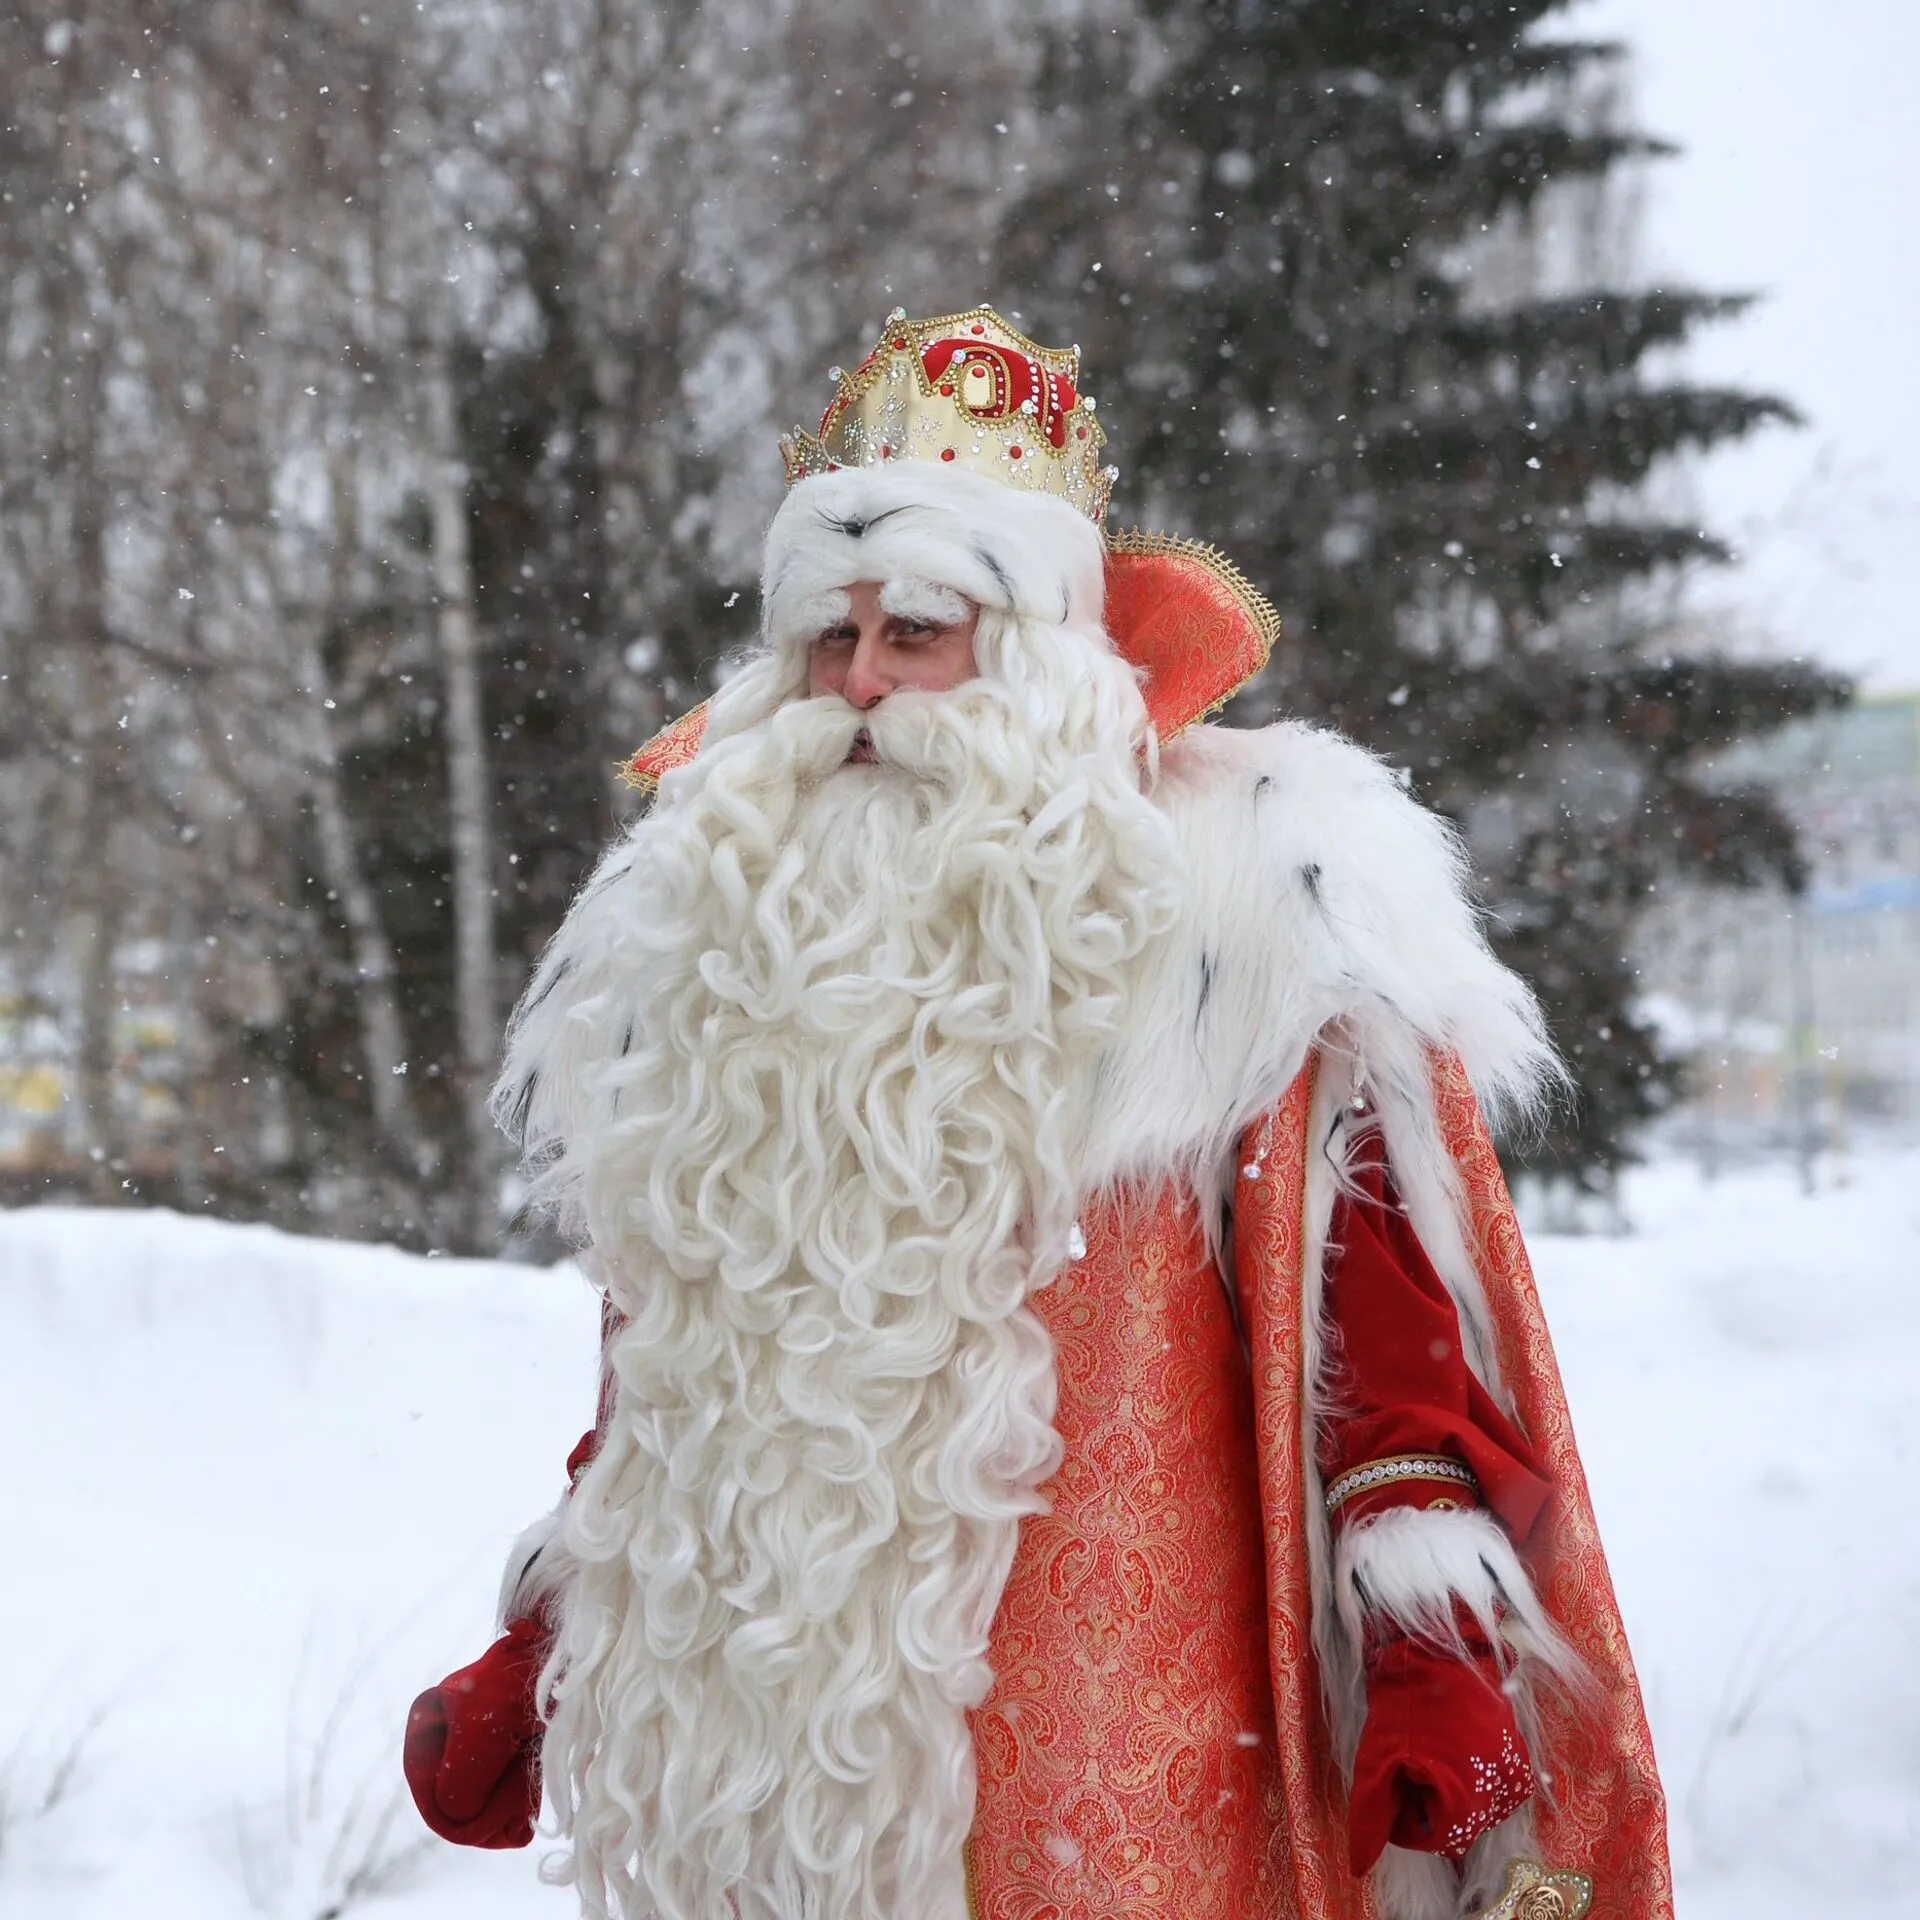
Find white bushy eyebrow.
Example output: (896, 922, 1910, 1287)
(879, 578, 972, 628)
(788, 589, 853, 643)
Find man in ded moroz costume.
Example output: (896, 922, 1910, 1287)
(403, 307, 1671, 1920)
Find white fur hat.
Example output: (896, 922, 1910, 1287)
(760, 463, 1108, 650)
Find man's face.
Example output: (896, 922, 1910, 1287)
(805, 580, 980, 708)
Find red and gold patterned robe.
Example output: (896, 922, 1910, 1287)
(967, 1052, 1670, 1920)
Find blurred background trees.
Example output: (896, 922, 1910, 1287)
(0, 0, 1842, 1246)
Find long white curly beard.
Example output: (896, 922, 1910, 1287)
(508, 658, 1178, 1920)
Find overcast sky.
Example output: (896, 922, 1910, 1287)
(1571, 0, 1920, 692)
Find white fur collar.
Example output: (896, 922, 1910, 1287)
(1073, 719, 1555, 1201)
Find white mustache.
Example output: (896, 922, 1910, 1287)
(793, 686, 1030, 783)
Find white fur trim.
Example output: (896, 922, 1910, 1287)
(496, 1497, 576, 1630)
(1457, 1808, 1544, 1917)
(1374, 1807, 1540, 1920)
(1333, 1505, 1585, 1753)
(1334, 1507, 1565, 1668)
(1372, 1843, 1462, 1920)
(760, 465, 1106, 649)
(1076, 718, 1559, 1202)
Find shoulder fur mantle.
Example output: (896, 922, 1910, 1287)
(1072, 720, 1556, 1202)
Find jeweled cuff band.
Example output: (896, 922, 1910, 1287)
(1323, 1453, 1481, 1517)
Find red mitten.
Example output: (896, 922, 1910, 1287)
(404, 1616, 549, 1848)
(1348, 1623, 1533, 1875)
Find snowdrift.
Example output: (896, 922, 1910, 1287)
(3, 1152, 1914, 1918)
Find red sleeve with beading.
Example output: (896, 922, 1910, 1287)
(1317, 1132, 1551, 1873)
(1315, 1137, 1551, 1537)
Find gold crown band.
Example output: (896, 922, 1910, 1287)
(779, 305, 1118, 524)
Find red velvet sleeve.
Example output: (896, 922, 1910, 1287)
(1315, 1132, 1551, 1540)
(1315, 1129, 1550, 1874)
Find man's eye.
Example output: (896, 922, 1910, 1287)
(816, 625, 858, 645)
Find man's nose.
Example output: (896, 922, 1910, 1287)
(840, 629, 892, 710)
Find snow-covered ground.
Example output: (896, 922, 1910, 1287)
(3, 1148, 1914, 1918)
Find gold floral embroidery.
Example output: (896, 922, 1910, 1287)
(969, 1184, 1290, 1918)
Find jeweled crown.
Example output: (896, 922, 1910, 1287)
(779, 305, 1117, 524)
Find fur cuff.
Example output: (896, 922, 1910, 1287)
(1334, 1506, 1577, 1682)
(1375, 1807, 1539, 1920)
(495, 1497, 576, 1631)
